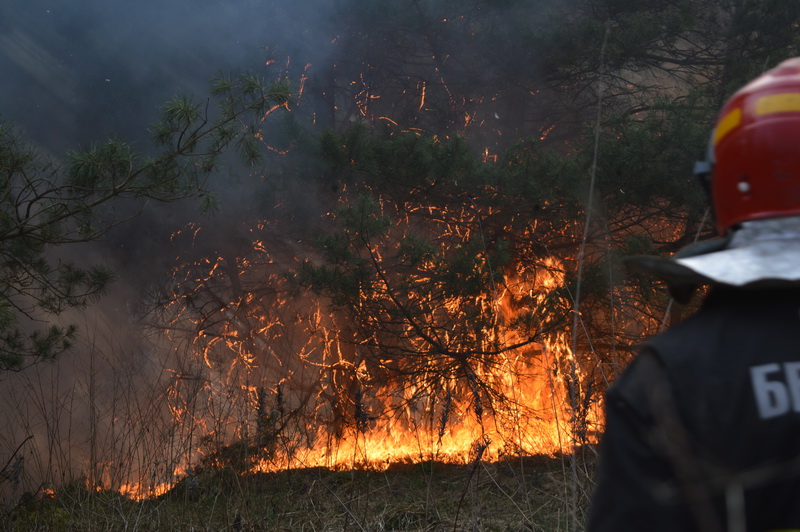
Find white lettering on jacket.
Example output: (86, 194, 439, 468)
(750, 362, 800, 419)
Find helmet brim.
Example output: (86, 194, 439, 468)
(624, 216, 800, 302)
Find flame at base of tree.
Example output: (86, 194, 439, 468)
(246, 330, 595, 475)
(124, 194, 606, 501)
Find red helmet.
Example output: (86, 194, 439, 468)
(710, 57, 800, 234)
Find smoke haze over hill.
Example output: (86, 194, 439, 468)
(1, 0, 338, 150)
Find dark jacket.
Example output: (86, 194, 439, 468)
(587, 288, 800, 532)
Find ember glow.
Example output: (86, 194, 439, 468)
(124, 194, 603, 501)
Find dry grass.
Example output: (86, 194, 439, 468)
(2, 454, 591, 531)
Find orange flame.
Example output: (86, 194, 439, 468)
(121, 196, 606, 503)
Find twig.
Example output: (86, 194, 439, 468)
(0, 435, 32, 485)
(479, 462, 537, 529)
(570, 19, 611, 530)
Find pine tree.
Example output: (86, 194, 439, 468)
(0, 73, 293, 371)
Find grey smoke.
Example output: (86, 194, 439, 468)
(1, 0, 337, 150)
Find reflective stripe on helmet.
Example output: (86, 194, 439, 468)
(756, 92, 800, 116)
(714, 107, 741, 145)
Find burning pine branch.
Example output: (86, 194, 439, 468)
(145, 178, 603, 482)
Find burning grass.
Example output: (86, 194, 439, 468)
(2, 454, 591, 531)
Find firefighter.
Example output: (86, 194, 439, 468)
(587, 57, 800, 532)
